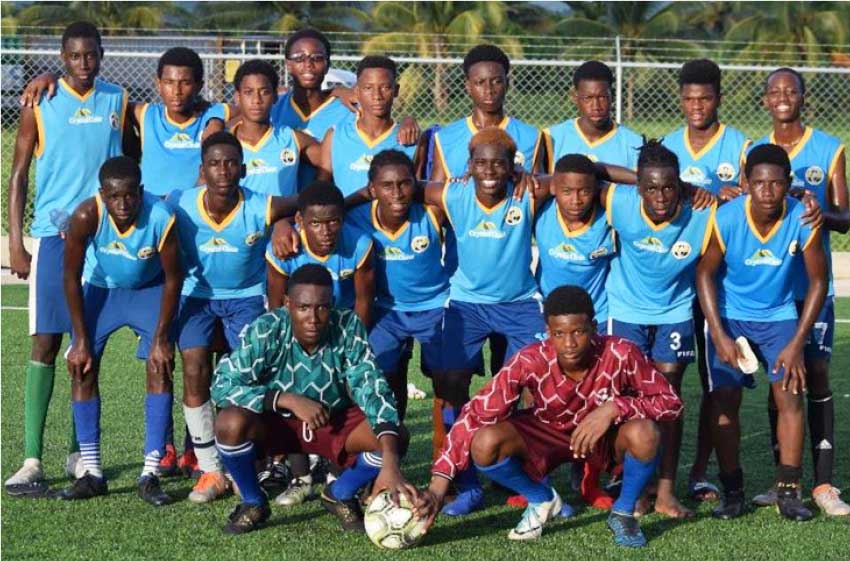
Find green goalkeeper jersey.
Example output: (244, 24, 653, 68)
(211, 308, 399, 436)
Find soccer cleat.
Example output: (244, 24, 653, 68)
(4, 458, 48, 497)
(441, 487, 485, 516)
(188, 471, 230, 504)
(751, 485, 778, 507)
(55, 473, 108, 500)
(258, 459, 291, 491)
(274, 477, 316, 506)
(688, 479, 720, 502)
(712, 489, 745, 520)
(508, 489, 563, 541)
(224, 501, 271, 535)
(607, 511, 647, 548)
(138, 475, 173, 507)
(178, 449, 201, 479)
(320, 486, 365, 532)
(66, 452, 86, 480)
(812, 485, 850, 516)
(159, 444, 178, 477)
(775, 484, 813, 522)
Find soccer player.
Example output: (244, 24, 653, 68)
(320, 55, 419, 196)
(697, 143, 828, 521)
(166, 131, 298, 504)
(5, 21, 128, 496)
(605, 140, 717, 518)
(748, 68, 850, 515)
(661, 59, 751, 502)
(211, 264, 413, 534)
(414, 286, 683, 547)
(229, 59, 324, 197)
(57, 156, 182, 505)
(543, 60, 643, 171)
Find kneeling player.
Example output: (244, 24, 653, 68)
(58, 157, 183, 504)
(211, 264, 413, 534)
(414, 286, 682, 547)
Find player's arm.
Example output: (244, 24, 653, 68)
(265, 258, 287, 310)
(825, 149, 849, 233)
(63, 199, 99, 379)
(312, 128, 334, 182)
(293, 129, 327, 177)
(149, 220, 183, 380)
(696, 231, 743, 370)
(396, 115, 421, 146)
(7, 106, 38, 279)
(353, 242, 375, 329)
(19, 72, 58, 107)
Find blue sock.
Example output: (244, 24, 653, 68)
(73, 398, 103, 478)
(144, 393, 171, 457)
(217, 440, 265, 506)
(443, 405, 481, 492)
(476, 457, 553, 503)
(331, 452, 382, 500)
(612, 452, 660, 515)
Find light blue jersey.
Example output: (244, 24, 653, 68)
(714, 196, 818, 321)
(534, 199, 615, 323)
(83, 192, 175, 289)
(331, 116, 417, 196)
(233, 122, 301, 197)
(663, 124, 750, 194)
(265, 222, 373, 310)
(433, 116, 542, 177)
(442, 179, 537, 303)
(347, 201, 449, 312)
(752, 127, 844, 298)
(271, 91, 352, 189)
(139, 102, 229, 195)
(168, 186, 270, 299)
(543, 119, 642, 171)
(32, 78, 127, 237)
(605, 185, 715, 324)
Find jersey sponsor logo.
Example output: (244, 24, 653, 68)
(244, 231, 264, 246)
(280, 148, 297, 166)
(411, 235, 430, 253)
(246, 158, 277, 175)
(671, 241, 692, 259)
(68, 107, 103, 125)
(789, 240, 799, 256)
(99, 240, 136, 260)
(137, 246, 156, 260)
(350, 154, 373, 172)
(199, 237, 238, 253)
(164, 132, 201, 149)
(681, 166, 708, 186)
(633, 235, 667, 253)
(744, 248, 782, 267)
(381, 246, 414, 261)
(548, 242, 585, 261)
(804, 165, 825, 186)
(468, 220, 505, 239)
(590, 246, 610, 260)
(716, 162, 736, 182)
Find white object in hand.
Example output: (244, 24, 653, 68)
(735, 336, 758, 374)
(406, 383, 426, 400)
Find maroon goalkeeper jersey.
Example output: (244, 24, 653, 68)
(432, 335, 684, 480)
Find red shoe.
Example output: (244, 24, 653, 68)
(581, 462, 613, 509)
(159, 444, 178, 477)
(506, 494, 529, 508)
(178, 449, 201, 479)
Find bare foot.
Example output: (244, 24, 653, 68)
(654, 494, 695, 519)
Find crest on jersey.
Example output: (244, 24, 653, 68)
(671, 241, 692, 259)
(469, 220, 505, 239)
(505, 207, 523, 226)
(411, 235, 429, 253)
(744, 248, 782, 267)
(200, 237, 238, 253)
(805, 165, 824, 186)
(633, 236, 667, 253)
(716, 162, 736, 182)
(280, 149, 297, 166)
(244, 231, 264, 246)
(100, 241, 136, 260)
(789, 240, 799, 256)
(109, 112, 120, 131)
(514, 152, 526, 167)
(69, 107, 103, 125)
(137, 246, 155, 260)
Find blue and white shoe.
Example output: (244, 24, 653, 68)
(441, 487, 485, 516)
(607, 511, 647, 548)
(508, 489, 563, 540)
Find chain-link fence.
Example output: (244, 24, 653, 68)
(3, 35, 849, 248)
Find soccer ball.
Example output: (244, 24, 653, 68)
(364, 490, 428, 550)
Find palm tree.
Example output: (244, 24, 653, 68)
(9, 1, 185, 34)
(190, 2, 369, 34)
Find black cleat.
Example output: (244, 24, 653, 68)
(224, 502, 271, 535)
(258, 459, 291, 491)
(138, 475, 173, 507)
(320, 486, 365, 532)
(712, 490, 746, 519)
(54, 473, 108, 500)
(5, 481, 50, 498)
(776, 484, 813, 522)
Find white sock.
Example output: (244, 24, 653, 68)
(183, 401, 220, 473)
(141, 450, 162, 478)
(80, 441, 103, 479)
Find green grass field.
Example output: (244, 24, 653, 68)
(2, 285, 849, 560)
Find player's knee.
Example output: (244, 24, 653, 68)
(773, 388, 803, 414)
(621, 419, 659, 459)
(470, 426, 504, 466)
(214, 407, 252, 444)
(432, 370, 472, 408)
(31, 334, 61, 364)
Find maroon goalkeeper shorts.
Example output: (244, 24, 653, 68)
(507, 411, 615, 481)
(261, 406, 367, 468)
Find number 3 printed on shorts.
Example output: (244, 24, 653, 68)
(669, 331, 682, 351)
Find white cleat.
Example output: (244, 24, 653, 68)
(66, 452, 87, 480)
(813, 485, 850, 516)
(508, 489, 563, 541)
(5, 458, 47, 497)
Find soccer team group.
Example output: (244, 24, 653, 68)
(4, 21, 848, 547)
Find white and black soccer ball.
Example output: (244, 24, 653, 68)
(364, 490, 428, 550)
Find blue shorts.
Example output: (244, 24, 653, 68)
(796, 298, 834, 360)
(176, 296, 265, 351)
(78, 282, 166, 360)
(610, 318, 695, 364)
(28, 236, 71, 335)
(369, 307, 443, 373)
(706, 318, 797, 391)
(442, 299, 546, 371)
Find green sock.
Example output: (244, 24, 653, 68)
(24, 361, 55, 459)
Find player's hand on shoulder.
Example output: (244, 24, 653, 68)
(684, 182, 716, 210)
(718, 185, 744, 202)
(513, 168, 539, 200)
(67, 339, 94, 379)
(8, 243, 32, 279)
(284, 394, 329, 430)
(799, 191, 823, 229)
(20, 72, 58, 108)
(397, 116, 421, 146)
(570, 402, 618, 459)
(776, 341, 807, 395)
(271, 220, 300, 259)
(331, 86, 359, 113)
